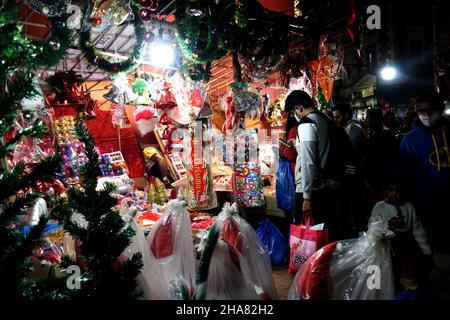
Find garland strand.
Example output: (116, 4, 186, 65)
(79, 4, 145, 74)
(175, 0, 229, 65)
(0, 2, 72, 72)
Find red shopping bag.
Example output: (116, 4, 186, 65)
(289, 216, 329, 274)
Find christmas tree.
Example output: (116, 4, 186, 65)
(0, 1, 61, 300)
(51, 123, 143, 300)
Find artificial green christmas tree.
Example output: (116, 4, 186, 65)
(0, 1, 61, 300)
(51, 123, 143, 300)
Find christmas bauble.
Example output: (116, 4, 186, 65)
(42, 5, 50, 15)
(139, 8, 152, 22)
(48, 37, 61, 51)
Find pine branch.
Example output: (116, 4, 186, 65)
(0, 154, 61, 200)
(0, 122, 47, 158)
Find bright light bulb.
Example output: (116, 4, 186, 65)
(149, 41, 174, 67)
(380, 66, 397, 81)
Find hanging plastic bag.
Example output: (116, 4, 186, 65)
(123, 216, 154, 300)
(275, 157, 295, 214)
(196, 203, 279, 300)
(288, 218, 395, 300)
(256, 218, 289, 265)
(144, 197, 197, 299)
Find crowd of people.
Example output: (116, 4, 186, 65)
(280, 90, 450, 298)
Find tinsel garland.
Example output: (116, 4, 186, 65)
(24, 0, 70, 17)
(79, 4, 146, 74)
(317, 85, 330, 110)
(0, 2, 72, 72)
(234, 0, 248, 28)
(175, 0, 229, 65)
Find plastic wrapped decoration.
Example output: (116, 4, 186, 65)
(232, 129, 265, 208)
(288, 218, 395, 300)
(144, 196, 197, 299)
(199, 202, 279, 300)
(184, 116, 217, 211)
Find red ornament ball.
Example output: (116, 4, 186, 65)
(139, 8, 153, 22)
(89, 17, 102, 26)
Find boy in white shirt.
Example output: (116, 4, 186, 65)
(369, 176, 434, 295)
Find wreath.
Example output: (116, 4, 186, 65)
(79, 4, 146, 74)
(175, 0, 230, 65)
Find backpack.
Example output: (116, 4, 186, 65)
(300, 111, 357, 184)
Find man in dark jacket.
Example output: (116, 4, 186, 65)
(397, 92, 450, 254)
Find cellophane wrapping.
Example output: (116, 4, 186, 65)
(288, 218, 395, 300)
(208, 202, 279, 300)
(144, 198, 197, 299)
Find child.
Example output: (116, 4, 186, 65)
(369, 176, 433, 295)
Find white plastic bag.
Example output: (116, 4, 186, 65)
(144, 197, 197, 299)
(288, 218, 395, 300)
(203, 239, 260, 300)
(211, 202, 279, 300)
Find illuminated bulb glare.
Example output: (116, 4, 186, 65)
(380, 66, 397, 81)
(149, 42, 174, 67)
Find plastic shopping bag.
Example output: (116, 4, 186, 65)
(144, 198, 197, 299)
(256, 218, 288, 265)
(288, 218, 395, 300)
(194, 203, 279, 300)
(276, 158, 295, 213)
(289, 216, 328, 274)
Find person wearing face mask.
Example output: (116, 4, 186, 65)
(283, 90, 339, 241)
(396, 91, 450, 254)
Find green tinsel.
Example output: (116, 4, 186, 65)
(0, 2, 71, 76)
(132, 78, 150, 96)
(79, 4, 146, 74)
(317, 85, 330, 110)
(234, 0, 248, 28)
(175, 0, 230, 65)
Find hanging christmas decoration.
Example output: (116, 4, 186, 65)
(80, 3, 146, 73)
(234, 0, 248, 28)
(175, 0, 229, 64)
(143, 30, 155, 42)
(101, 0, 135, 27)
(45, 70, 84, 105)
(155, 81, 177, 109)
(139, 7, 153, 22)
(24, 0, 70, 17)
(48, 37, 61, 51)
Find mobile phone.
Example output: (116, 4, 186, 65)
(279, 138, 294, 147)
